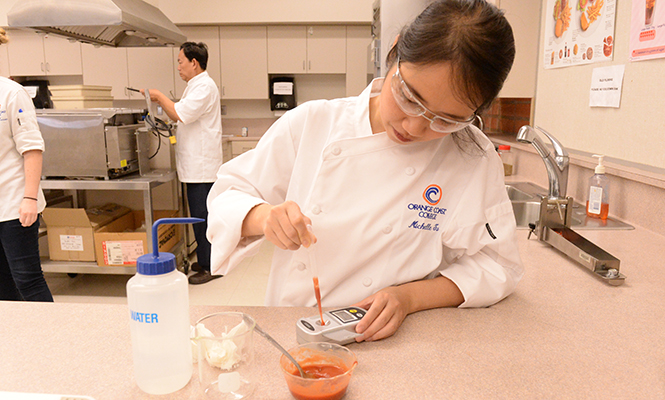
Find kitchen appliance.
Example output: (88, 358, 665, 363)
(21, 80, 53, 109)
(270, 76, 296, 112)
(296, 306, 366, 345)
(36, 108, 149, 179)
(7, 0, 186, 48)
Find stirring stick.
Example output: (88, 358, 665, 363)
(305, 225, 325, 326)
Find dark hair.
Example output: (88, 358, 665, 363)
(386, 0, 515, 152)
(180, 41, 209, 71)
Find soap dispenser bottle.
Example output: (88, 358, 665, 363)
(586, 155, 610, 219)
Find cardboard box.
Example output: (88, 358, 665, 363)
(41, 203, 131, 262)
(94, 210, 181, 267)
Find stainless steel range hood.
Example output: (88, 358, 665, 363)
(7, 0, 186, 47)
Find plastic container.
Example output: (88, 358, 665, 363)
(127, 217, 203, 394)
(586, 155, 610, 219)
(498, 145, 515, 176)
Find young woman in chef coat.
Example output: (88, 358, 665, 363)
(207, 0, 523, 341)
(0, 28, 53, 302)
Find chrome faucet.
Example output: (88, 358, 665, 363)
(516, 125, 569, 199)
(517, 125, 625, 285)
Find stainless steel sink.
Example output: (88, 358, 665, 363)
(506, 182, 633, 230)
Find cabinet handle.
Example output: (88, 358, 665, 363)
(222, 86, 225, 96)
(41, 62, 45, 72)
(309, 60, 311, 71)
(45, 63, 50, 73)
(303, 60, 306, 71)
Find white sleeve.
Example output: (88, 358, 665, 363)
(439, 199, 524, 307)
(174, 83, 213, 125)
(10, 89, 44, 154)
(437, 145, 524, 308)
(206, 112, 299, 275)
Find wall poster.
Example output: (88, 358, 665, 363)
(629, 0, 665, 61)
(543, 0, 617, 69)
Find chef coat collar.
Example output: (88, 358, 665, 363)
(187, 70, 210, 85)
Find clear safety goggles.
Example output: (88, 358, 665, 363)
(391, 57, 477, 133)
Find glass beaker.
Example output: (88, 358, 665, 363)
(195, 312, 256, 399)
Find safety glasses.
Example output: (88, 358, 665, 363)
(391, 57, 477, 133)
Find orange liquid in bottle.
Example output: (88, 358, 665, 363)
(313, 277, 325, 326)
(586, 201, 609, 219)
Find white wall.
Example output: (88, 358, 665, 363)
(500, 0, 540, 98)
(534, 0, 665, 169)
(157, 0, 373, 24)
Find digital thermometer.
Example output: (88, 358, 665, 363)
(296, 307, 366, 345)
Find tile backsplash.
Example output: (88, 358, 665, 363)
(481, 97, 532, 136)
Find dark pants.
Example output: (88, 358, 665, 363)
(186, 182, 214, 272)
(0, 218, 53, 302)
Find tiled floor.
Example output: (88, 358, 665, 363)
(44, 241, 274, 306)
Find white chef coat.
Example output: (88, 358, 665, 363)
(173, 71, 223, 182)
(207, 79, 524, 308)
(0, 77, 46, 223)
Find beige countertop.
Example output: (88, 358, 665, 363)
(2, 226, 665, 399)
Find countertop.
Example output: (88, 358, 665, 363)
(2, 226, 665, 399)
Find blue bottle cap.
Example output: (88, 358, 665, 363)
(136, 252, 176, 275)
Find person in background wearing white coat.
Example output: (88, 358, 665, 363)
(0, 28, 53, 302)
(207, 0, 524, 341)
(141, 42, 223, 284)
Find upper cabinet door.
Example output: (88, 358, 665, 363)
(306, 26, 346, 74)
(127, 47, 176, 100)
(267, 26, 307, 74)
(42, 34, 82, 75)
(173, 26, 222, 99)
(6, 29, 46, 76)
(6, 30, 82, 76)
(81, 45, 129, 99)
(220, 26, 268, 99)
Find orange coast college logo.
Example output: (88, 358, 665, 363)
(423, 184, 442, 205)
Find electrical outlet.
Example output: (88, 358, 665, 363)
(221, 104, 227, 115)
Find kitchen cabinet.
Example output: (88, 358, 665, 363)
(81, 45, 130, 100)
(173, 26, 221, 99)
(5, 29, 82, 76)
(345, 25, 372, 96)
(230, 139, 259, 158)
(127, 47, 176, 100)
(267, 25, 346, 74)
(220, 26, 268, 99)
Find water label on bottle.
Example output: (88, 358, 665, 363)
(130, 310, 159, 323)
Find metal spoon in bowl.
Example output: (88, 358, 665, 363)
(254, 323, 309, 378)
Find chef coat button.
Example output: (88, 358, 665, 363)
(332, 147, 342, 156)
(382, 225, 392, 234)
(296, 262, 306, 271)
(311, 205, 321, 215)
(363, 278, 373, 287)
(405, 167, 415, 175)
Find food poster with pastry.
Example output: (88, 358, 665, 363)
(543, 0, 617, 68)
(629, 0, 665, 61)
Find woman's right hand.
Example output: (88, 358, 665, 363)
(243, 201, 317, 250)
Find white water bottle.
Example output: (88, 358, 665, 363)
(126, 218, 203, 394)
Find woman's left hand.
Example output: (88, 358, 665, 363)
(351, 286, 413, 342)
(19, 198, 39, 227)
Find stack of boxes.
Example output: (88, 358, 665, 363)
(49, 85, 113, 109)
